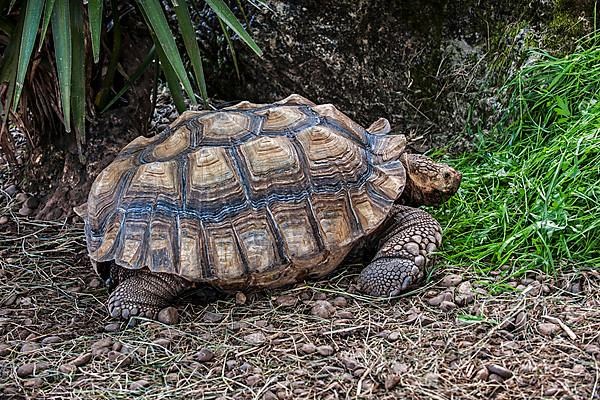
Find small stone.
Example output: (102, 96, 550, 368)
(423, 372, 439, 387)
(387, 331, 400, 341)
(72, 353, 92, 366)
(583, 344, 599, 356)
(21, 342, 40, 353)
(440, 274, 462, 287)
(0, 215, 8, 225)
(428, 291, 452, 306)
(569, 281, 582, 294)
(0, 344, 10, 356)
(457, 281, 472, 295)
(41, 336, 62, 345)
(129, 379, 150, 390)
(538, 322, 559, 336)
(340, 356, 359, 371)
(4, 293, 17, 306)
(263, 390, 278, 400)
(15, 193, 28, 203)
(391, 362, 408, 375)
(4, 184, 18, 196)
(385, 374, 401, 390)
(104, 323, 120, 332)
(152, 338, 171, 348)
(455, 293, 474, 306)
(25, 197, 39, 209)
(572, 364, 586, 374)
(59, 364, 77, 374)
(275, 295, 298, 307)
(225, 359, 237, 370)
(332, 296, 348, 307)
(195, 348, 214, 362)
(202, 311, 225, 323)
(488, 373, 504, 383)
(474, 367, 489, 381)
(23, 378, 43, 388)
(316, 345, 335, 356)
(337, 311, 354, 319)
(88, 278, 102, 288)
(18, 206, 33, 216)
(300, 343, 316, 354)
(158, 307, 179, 325)
(439, 300, 457, 312)
(311, 300, 336, 319)
(235, 292, 247, 305)
(17, 363, 36, 377)
(244, 332, 267, 345)
(246, 374, 262, 386)
(486, 364, 513, 380)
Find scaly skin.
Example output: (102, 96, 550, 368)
(356, 205, 442, 296)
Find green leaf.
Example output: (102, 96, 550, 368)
(88, 0, 102, 63)
(13, 0, 44, 110)
(70, 0, 85, 161)
(135, 0, 196, 104)
(218, 18, 240, 80)
(51, 0, 72, 132)
(155, 43, 186, 113)
(38, 0, 55, 51)
(205, 0, 262, 57)
(172, 0, 208, 105)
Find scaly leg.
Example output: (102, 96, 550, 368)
(107, 266, 190, 320)
(356, 205, 442, 296)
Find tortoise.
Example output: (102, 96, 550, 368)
(75, 94, 461, 321)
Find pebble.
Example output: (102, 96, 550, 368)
(246, 374, 262, 386)
(474, 367, 489, 381)
(235, 292, 247, 305)
(488, 373, 504, 383)
(311, 300, 336, 319)
(391, 362, 409, 375)
(21, 342, 41, 353)
(340, 356, 359, 371)
(424, 372, 439, 387)
(336, 310, 354, 319)
(428, 291, 453, 306)
(129, 379, 150, 390)
(17, 363, 36, 377)
(0, 344, 10, 356)
(300, 343, 316, 354)
(387, 331, 401, 341)
(316, 345, 335, 356)
(23, 378, 43, 388)
(18, 206, 33, 216)
(202, 311, 225, 323)
(0, 215, 8, 225)
(158, 307, 179, 325)
(583, 344, 599, 356)
(263, 390, 278, 400)
(244, 332, 267, 345)
(72, 353, 92, 366)
(41, 336, 62, 345)
(104, 323, 120, 332)
(58, 364, 77, 374)
(195, 348, 214, 362)
(332, 296, 348, 307)
(440, 274, 462, 287)
(275, 294, 298, 307)
(4, 184, 18, 197)
(439, 300, 457, 312)
(538, 322, 559, 336)
(152, 338, 171, 348)
(15, 193, 28, 203)
(25, 197, 39, 209)
(88, 277, 102, 288)
(385, 374, 401, 390)
(486, 364, 513, 380)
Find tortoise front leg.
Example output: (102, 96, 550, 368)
(356, 205, 442, 296)
(107, 266, 191, 320)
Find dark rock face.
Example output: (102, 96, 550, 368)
(197, 0, 591, 151)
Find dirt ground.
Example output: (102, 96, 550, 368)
(1, 206, 599, 399)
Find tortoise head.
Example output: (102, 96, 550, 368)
(399, 153, 462, 206)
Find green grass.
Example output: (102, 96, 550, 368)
(434, 33, 600, 276)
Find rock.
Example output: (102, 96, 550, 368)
(336, 310, 354, 319)
(25, 197, 39, 209)
(300, 343, 316, 354)
(391, 362, 409, 375)
(15, 193, 28, 203)
(385, 374, 401, 390)
(152, 338, 171, 348)
(340, 356, 359, 371)
(0, 344, 10, 356)
(0, 215, 8, 225)
(244, 332, 267, 345)
(246, 374, 262, 386)
(104, 323, 120, 332)
(275, 294, 298, 307)
(454, 293, 474, 306)
(387, 331, 401, 341)
(583, 344, 599, 356)
(195, 348, 214, 362)
(129, 379, 150, 390)
(457, 281, 472, 295)
(72, 353, 92, 366)
(428, 291, 452, 306)
(4, 184, 18, 196)
(311, 300, 336, 319)
(474, 367, 489, 381)
(158, 307, 179, 325)
(91, 337, 113, 350)
(316, 345, 335, 356)
(423, 372, 439, 387)
(332, 296, 348, 307)
(41, 336, 62, 345)
(17, 363, 36, 377)
(202, 311, 225, 323)
(235, 292, 247, 305)
(488, 373, 505, 383)
(88, 277, 102, 288)
(538, 322, 559, 336)
(486, 364, 513, 380)
(59, 364, 77, 374)
(23, 378, 43, 388)
(439, 300, 457, 312)
(440, 274, 462, 287)
(18, 206, 33, 216)
(263, 390, 278, 400)
(21, 342, 40, 353)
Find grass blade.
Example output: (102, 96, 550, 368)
(172, 0, 208, 105)
(87, 0, 103, 63)
(135, 0, 196, 104)
(51, 0, 72, 132)
(205, 0, 262, 57)
(218, 18, 240, 80)
(70, 0, 85, 162)
(155, 43, 186, 113)
(38, 0, 55, 51)
(13, 0, 44, 110)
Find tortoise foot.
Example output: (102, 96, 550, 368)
(356, 257, 424, 297)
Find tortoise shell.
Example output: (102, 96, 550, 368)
(80, 94, 408, 289)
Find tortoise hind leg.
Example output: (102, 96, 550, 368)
(356, 205, 442, 296)
(107, 267, 190, 320)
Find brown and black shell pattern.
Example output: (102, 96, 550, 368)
(80, 94, 408, 289)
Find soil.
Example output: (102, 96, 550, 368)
(0, 210, 599, 399)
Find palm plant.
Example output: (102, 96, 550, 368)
(0, 0, 262, 165)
